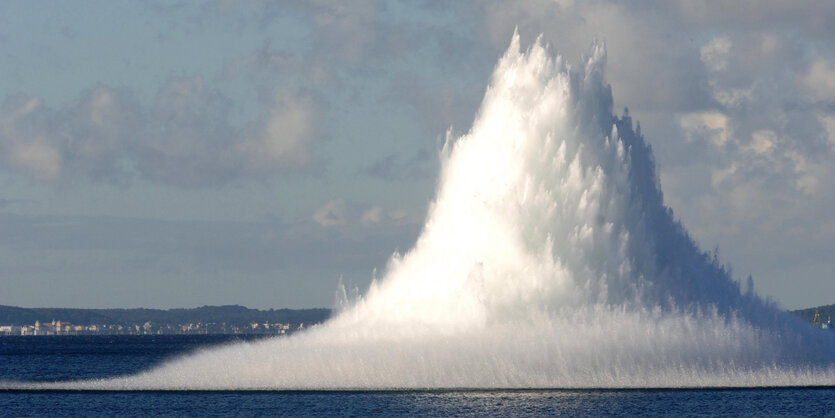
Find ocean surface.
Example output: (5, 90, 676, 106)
(0, 335, 833, 417)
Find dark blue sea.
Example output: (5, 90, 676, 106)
(1, 335, 833, 417)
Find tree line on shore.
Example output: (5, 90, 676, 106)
(0, 304, 331, 330)
(1, 302, 832, 331)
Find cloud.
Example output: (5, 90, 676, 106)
(818, 113, 835, 149)
(0, 78, 320, 187)
(9, 140, 62, 181)
(312, 198, 416, 228)
(747, 130, 777, 155)
(361, 206, 383, 225)
(238, 91, 317, 170)
(312, 199, 348, 227)
(786, 150, 823, 195)
(803, 59, 835, 101)
(700, 37, 731, 72)
(679, 111, 730, 147)
(0, 89, 140, 185)
(710, 162, 737, 188)
(358, 206, 417, 226)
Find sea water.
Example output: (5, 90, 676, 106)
(1, 335, 833, 417)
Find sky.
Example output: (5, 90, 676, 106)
(0, 0, 833, 310)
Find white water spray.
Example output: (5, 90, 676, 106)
(7, 33, 835, 389)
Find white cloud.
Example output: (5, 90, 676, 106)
(679, 111, 730, 147)
(787, 151, 822, 195)
(803, 59, 835, 101)
(0, 90, 133, 184)
(0, 96, 41, 127)
(388, 208, 408, 221)
(239, 91, 317, 169)
(312, 199, 348, 227)
(315, 201, 415, 228)
(818, 113, 835, 149)
(711, 86, 753, 108)
(0, 79, 320, 187)
(10, 140, 62, 181)
(710, 162, 737, 187)
(747, 130, 777, 155)
(88, 88, 116, 128)
(700, 36, 731, 72)
(361, 206, 383, 225)
(759, 34, 779, 54)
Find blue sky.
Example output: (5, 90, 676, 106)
(1, 1, 834, 310)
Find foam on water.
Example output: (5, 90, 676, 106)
(7, 33, 835, 390)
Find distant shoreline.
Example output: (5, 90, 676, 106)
(0, 304, 332, 336)
(1, 302, 832, 336)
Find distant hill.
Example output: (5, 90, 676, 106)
(0, 304, 332, 328)
(791, 303, 835, 325)
(4, 302, 832, 327)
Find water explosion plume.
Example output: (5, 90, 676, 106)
(7, 33, 835, 389)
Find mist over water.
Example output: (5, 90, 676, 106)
(8, 33, 835, 390)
